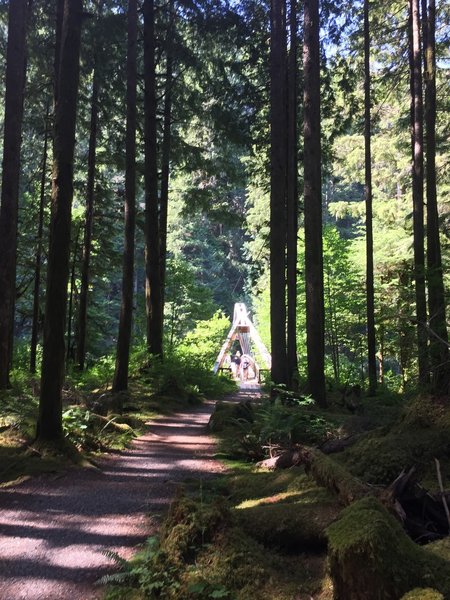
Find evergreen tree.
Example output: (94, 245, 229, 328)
(303, 0, 326, 406)
(0, 0, 29, 389)
(269, 0, 288, 387)
(38, 0, 83, 441)
(113, 0, 137, 392)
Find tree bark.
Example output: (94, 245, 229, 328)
(54, 0, 64, 105)
(286, 0, 298, 388)
(38, 0, 83, 442)
(159, 2, 174, 323)
(66, 222, 82, 365)
(364, 0, 377, 396)
(113, 0, 138, 392)
(30, 104, 50, 374)
(0, 0, 28, 389)
(303, 0, 326, 406)
(423, 0, 450, 394)
(76, 62, 100, 370)
(269, 0, 288, 387)
(409, 0, 429, 386)
(144, 0, 163, 357)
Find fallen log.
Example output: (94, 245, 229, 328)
(257, 446, 368, 505)
(327, 497, 450, 600)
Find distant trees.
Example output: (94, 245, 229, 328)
(0, 0, 448, 423)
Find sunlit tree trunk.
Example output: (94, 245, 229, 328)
(113, 0, 137, 392)
(38, 0, 83, 441)
(286, 0, 298, 388)
(0, 0, 28, 389)
(409, 0, 429, 386)
(160, 2, 174, 323)
(144, 0, 163, 357)
(303, 0, 326, 406)
(269, 0, 288, 386)
(364, 0, 377, 396)
(76, 63, 100, 370)
(422, 0, 449, 394)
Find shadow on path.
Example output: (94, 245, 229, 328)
(0, 385, 261, 600)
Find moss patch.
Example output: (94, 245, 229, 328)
(327, 496, 450, 600)
(400, 590, 444, 600)
(189, 526, 332, 600)
(235, 498, 340, 552)
(339, 396, 450, 485)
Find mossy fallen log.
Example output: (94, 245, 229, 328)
(258, 446, 367, 506)
(235, 498, 340, 552)
(327, 496, 450, 600)
(400, 590, 444, 600)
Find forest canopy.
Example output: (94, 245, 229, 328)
(0, 0, 448, 438)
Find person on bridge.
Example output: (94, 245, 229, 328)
(241, 356, 250, 381)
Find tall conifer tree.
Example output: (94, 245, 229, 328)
(286, 0, 299, 388)
(0, 0, 28, 389)
(422, 0, 449, 393)
(144, 0, 163, 358)
(303, 0, 326, 406)
(113, 0, 138, 392)
(270, 0, 288, 386)
(409, 0, 429, 386)
(364, 0, 377, 395)
(38, 0, 83, 441)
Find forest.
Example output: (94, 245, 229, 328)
(0, 0, 450, 598)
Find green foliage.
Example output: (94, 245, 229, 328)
(68, 355, 117, 392)
(179, 311, 231, 366)
(101, 537, 181, 599)
(61, 405, 136, 452)
(213, 397, 338, 462)
(340, 396, 450, 484)
(143, 349, 236, 403)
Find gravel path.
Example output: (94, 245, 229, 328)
(0, 383, 261, 600)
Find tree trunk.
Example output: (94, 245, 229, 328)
(66, 222, 81, 365)
(113, 0, 138, 393)
(54, 0, 64, 105)
(286, 0, 298, 388)
(303, 0, 326, 406)
(0, 0, 28, 389)
(76, 63, 100, 370)
(38, 0, 83, 442)
(30, 104, 50, 374)
(409, 0, 429, 386)
(269, 0, 288, 387)
(423, 0, 450, 394)
(364, 0, 377, 396)
(378, 326, 385, 384)
(144, 0, 163, 357)
(159, 2, 174, 323)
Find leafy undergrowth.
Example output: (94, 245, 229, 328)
(338, 395, 450, 486)
(0, 353, 235, 487)
(102, 469, 335, 600)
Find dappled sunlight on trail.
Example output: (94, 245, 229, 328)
(0, 392, 264, 600)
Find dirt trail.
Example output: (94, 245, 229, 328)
(0, 383, 261, 600)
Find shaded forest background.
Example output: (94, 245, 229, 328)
(0, 0, 449, 431)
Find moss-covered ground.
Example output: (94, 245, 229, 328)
(104, 388, 450, 600)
